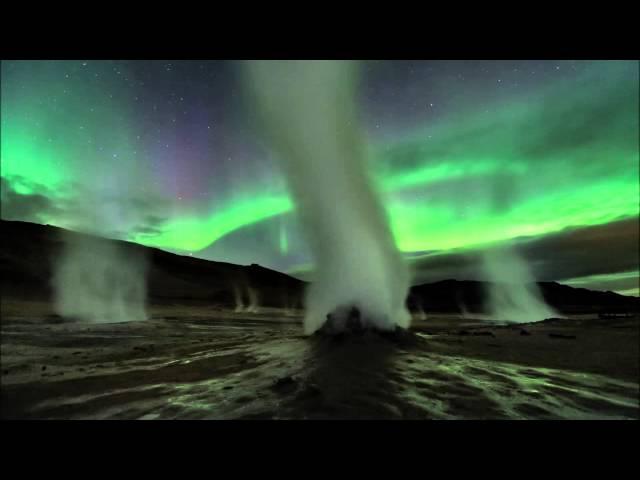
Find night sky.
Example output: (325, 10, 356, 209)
(1, 60, 638, 296)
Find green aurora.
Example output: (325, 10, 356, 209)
(136, 62, 637, 253)
(1, 60, 638, 294)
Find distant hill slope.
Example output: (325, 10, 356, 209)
(0, 220, 305, 307)
(407, 279, 639, 314)
(1, 220, 637, 314)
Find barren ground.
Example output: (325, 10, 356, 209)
(1, 299, 638, 419)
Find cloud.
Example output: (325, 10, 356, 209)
(563, 271, 639, 296)
(1, 175, 170, 242)
(0, 176, 61, 222)
(410, 218, 639, 286)
(520, 218, 639, 281)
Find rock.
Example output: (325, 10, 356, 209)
(272, 376, 297, 393)
(296, 383, 322, 400)
(548, 333, 577, 340)
(313, 306, 422, 348)
(520, 329, 531, 336)
(377, 327, 420, 346)
(318, 307, 365, 336)
(472, 331, 495, 337)
(47, 314, 65, 324)
(457, 330, 470, 336)
(41, 365, 47, 371)
(542, 318, 564, 324)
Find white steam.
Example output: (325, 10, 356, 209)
(232, 281, 261, 314)
(246, 286, 260, 313)
(53, 233, 148, 322)
(413, 302, 427, 321)
(233, 284, 246, 313)
(52, 170, 149, 323)
(244, 60, 411, 334)
(482, 245, 557, 323)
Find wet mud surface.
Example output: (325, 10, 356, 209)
(1, 302, 638, 419)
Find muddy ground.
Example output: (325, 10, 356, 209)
(1, 300, 638, 419)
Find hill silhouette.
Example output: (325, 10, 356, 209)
(1, 219, 637, 314)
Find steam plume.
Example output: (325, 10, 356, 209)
(53, 233, 147, 322)
(244, 60, 411, 334)
(246, 286, 260, 313)
(482, 245, 558, 323)
(52, 173, 149, 323)
(233, 283, 246, 313)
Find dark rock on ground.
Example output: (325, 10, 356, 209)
(272, 376, 297, 393)
(549, 333, 577, 340)
(296, 383, 323, 400)
(542, 318, 565, 324)
(317, 307, 365, 336)
(314, 307, 420, 347)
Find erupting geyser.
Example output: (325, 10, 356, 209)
(477, 155, 559, 323)
(233, 284, 246, 313)
(482, 245, 558, 323)
(244, 60, 412, 334)
(53, 233, 148, 323)
(52, 179, 149, 323)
